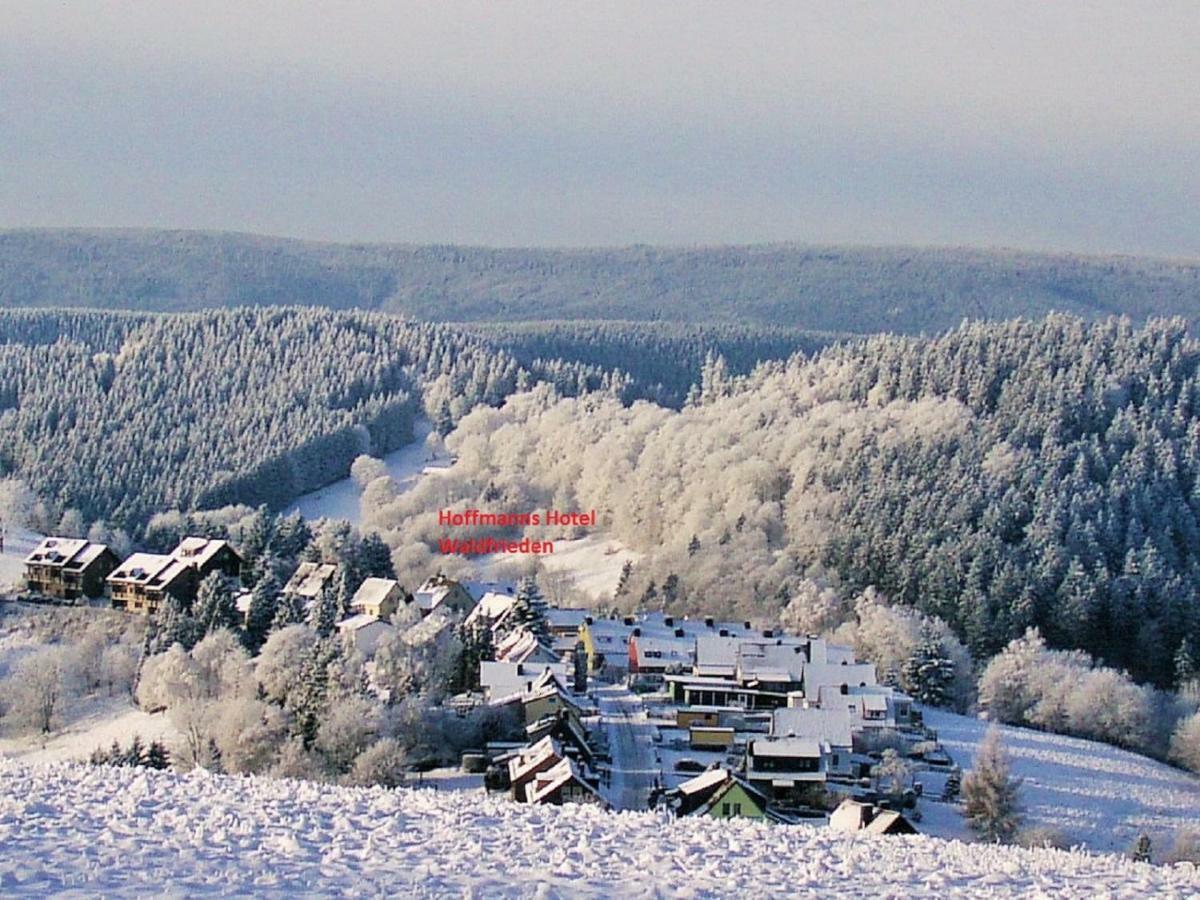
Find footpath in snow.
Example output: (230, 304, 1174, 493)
(1, 759, 1197, 898)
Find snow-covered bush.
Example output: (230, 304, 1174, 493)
(979, 629, 1156, 753)
(315, 696, 383, 774)
(347, 738, 409, 788)
(1163, 829, 1200, 865)
(208, 697, 289, 774)
(1017, 826, 1071, 850)
(1169, 712, 1200, 773)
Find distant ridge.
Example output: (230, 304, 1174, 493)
(2, 228, 1198, 334)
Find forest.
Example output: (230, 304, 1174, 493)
(4, 229, 1200, 333)
(361, 316, 1200, 693)
(0, 308, 826, 534)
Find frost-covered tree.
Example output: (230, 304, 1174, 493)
(6, 648, 73, 734)
(901, 628, 957, 708)
(244, 571, 281, 651)
(193, 573, 241, 637)
(1169, 711, 1200, 773)
(962, 727, 1023, 844)
(512, 576, 550, 641)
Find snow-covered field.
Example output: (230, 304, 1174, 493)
(920, 710, 1200, 854)
(287, 418, 449, 525)
(1, 760, 1196, 898)
(474, 533, 641, 602)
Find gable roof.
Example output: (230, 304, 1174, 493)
(283, 562, 337, 598)
(107, 553, 191, 589)
(171, 537, 238, 569)
(865, 809, 917, 835)
(771, 707, 855, 747)
(526, 757, 601, 804)
(749, 737, 822, 758)
(351, 577, 402, 608)
(25, 537, 112, 570)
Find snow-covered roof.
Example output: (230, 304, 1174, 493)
(526, 757, 600, 804)
(750, 737, 822, 759)
(337, 613, 384, 632)
(545, 608, 587, 630)
(401, 609, 454, 648)
(171, 537, 236, 570)
(284, 562, 338, 598)
(862, 694, 888, 713)
(508, 736, 562, 784)
(352, 577, 401, 609)
(802, 662, 877, 697)
(25, 537, 109, 569)
(108, 553, 190, 589)
(464, 591, 518, 626)
(676, 767, 730, 796)
(772, 707, 854, 747)
(480, 661, 570, 701)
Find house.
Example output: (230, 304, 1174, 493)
(464, 590, 519, 630)
(801, 662, 878, 702)
(107, 553, 197, 615)
(628, 632, 693, 679)
(24, 538, 119, 601)
(413, 574, 474, 617)
(170, 537, 242, 581)
(666, 768, 769, 820)
(525, 757, 605, 807)
(745, 737, 827, 798)
(577, 617, 633, 676)
(829, 798, 918, 835)
(770, 706, 855, 778)
(526, 707, 594, 764)
(350, 577, 405, 619)
(283, 562, 338, 603)
(508, 736, 565, 801)
(521, 678, 583, 727)
(545, 607, 588, 639)
(336, 613, 396, 658)
(480, 660, 572, 703)
(814, 685, 914, 730)
(495, 628, 560, 666)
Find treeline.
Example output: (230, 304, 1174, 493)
(6, 229, 1200, 334)
(363, 316, 1200, 689)
(469, 321, 839, 408)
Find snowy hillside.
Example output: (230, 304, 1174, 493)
(920, 710, 1200, 854)
(2, 760, 1197, 898)
(287, 418, 448, 525)
(0, 525, 41, 593)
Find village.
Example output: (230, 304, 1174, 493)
(16, 531, 959, 835)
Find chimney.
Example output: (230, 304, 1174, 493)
(704, 617, 714, 628)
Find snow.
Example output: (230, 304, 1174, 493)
(286, 418, 450, 525)
(0, 697, 177, 764)
(919, 709, 1200, 854)
(0, 525, 43, 593)
(474, 534, 641, 602)
(0, 759, 1196, 898)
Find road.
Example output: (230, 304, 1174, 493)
(595, 684, 660, 811)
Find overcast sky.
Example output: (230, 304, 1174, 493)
(2, 2, 1197, 256)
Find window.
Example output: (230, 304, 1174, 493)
(733, 802, 742, 815)
(721, 802, 731, 816)
(831, 754, 840, 766)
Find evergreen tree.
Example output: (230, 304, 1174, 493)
(1175, 637, 1198, 688)
(512, 576, 550, 641)
(308, 581, 340, 639)
(573, 640, 588, 693)
(900, 628, 957, 707)
(962, 727, 1023, 843)
(359, 532, 396, 581)
(662, 573, 680, 608)
(615, 561, 633, 597)
(1131, 832, 1152, 863)
(244, 571, 281, 651)
(687, 534, 701, 557)
(147, 593, 202, 655)
(272, 589, 308, 632)
(193, 572, 241, 637)
(145, 740, 170, 770)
